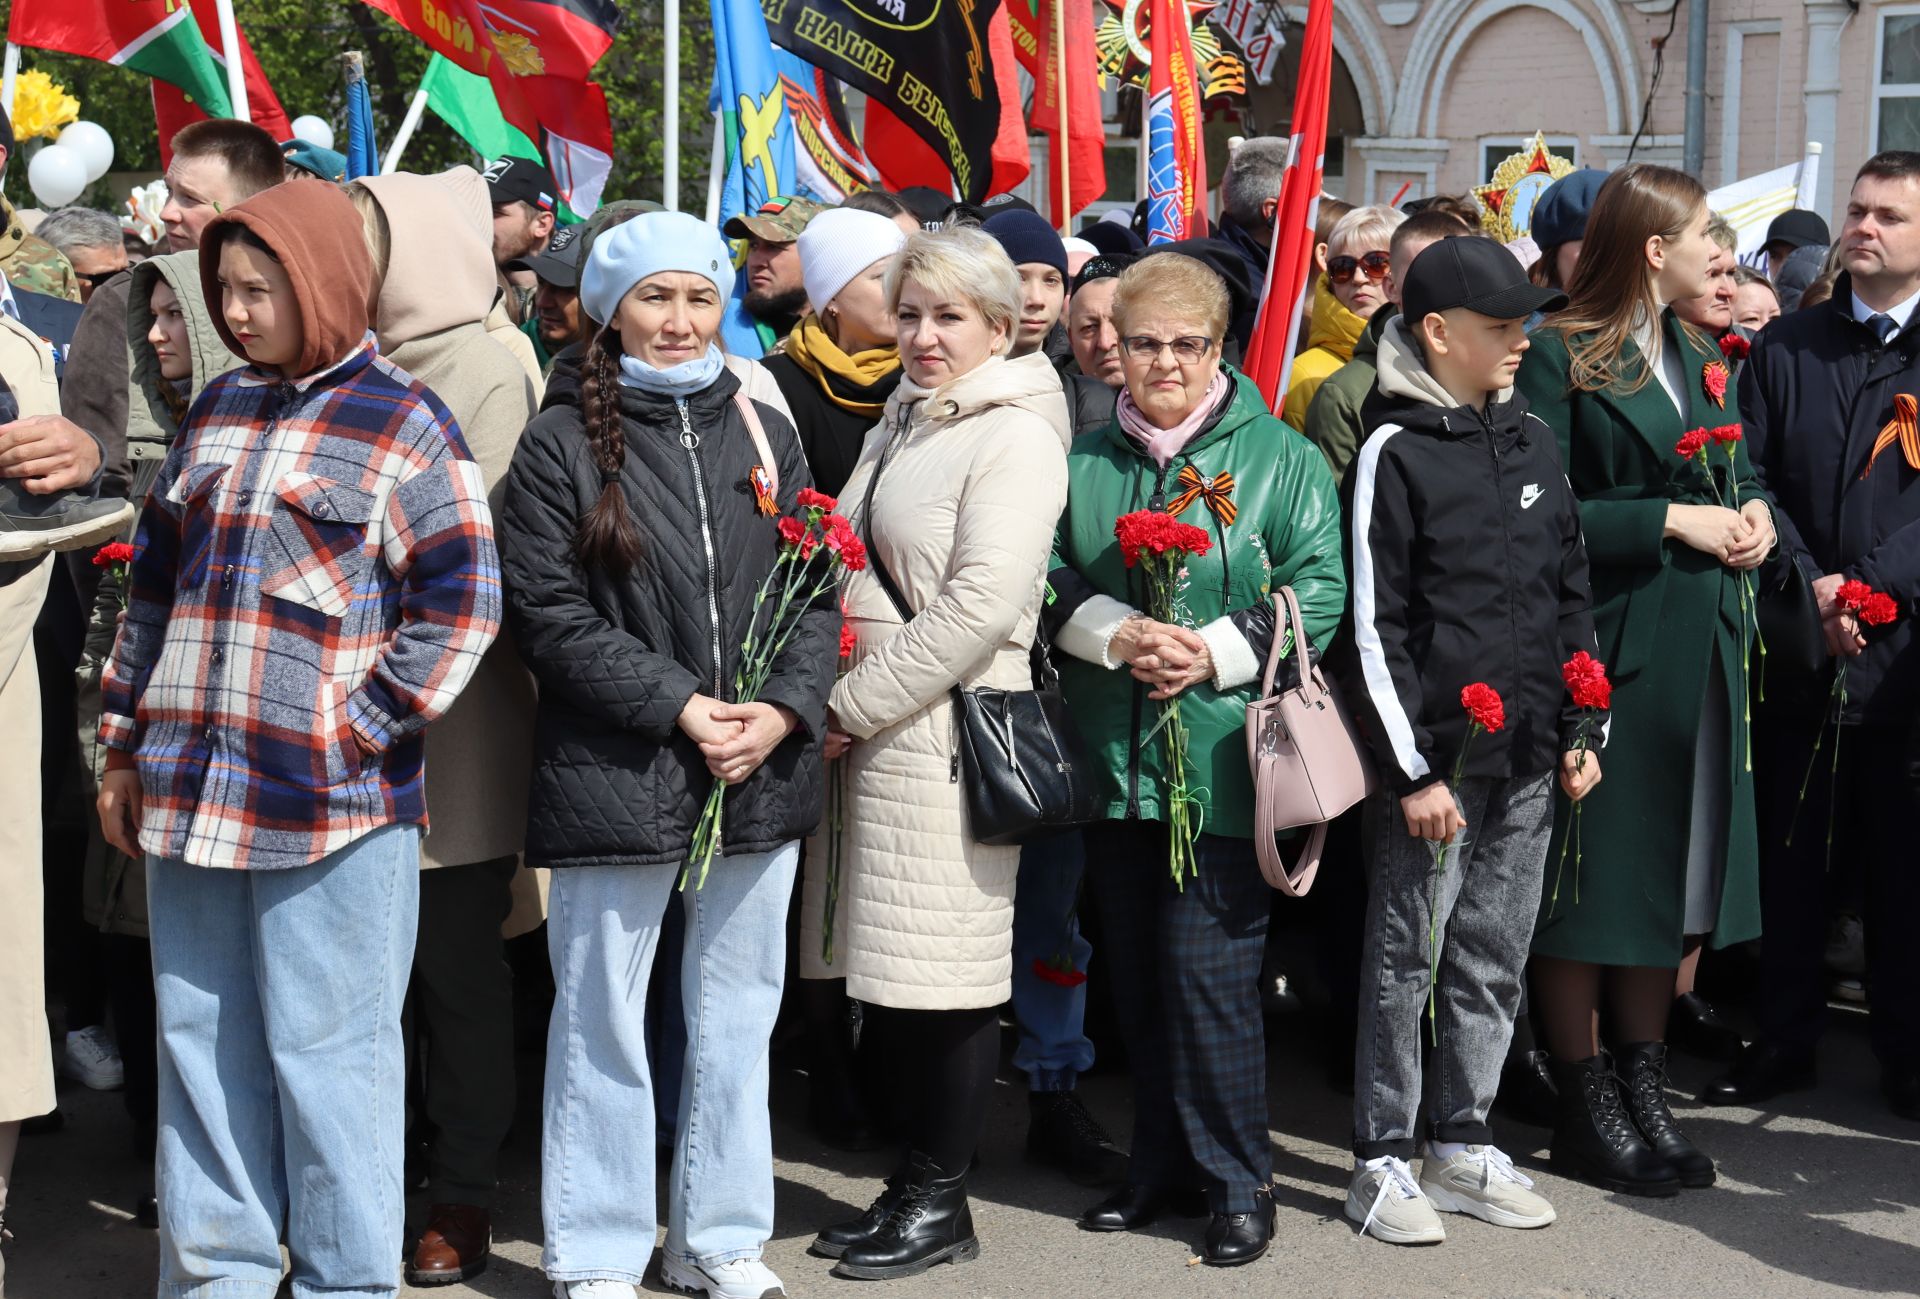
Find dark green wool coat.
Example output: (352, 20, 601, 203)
(1517, 313, 1765, 968)
(1049, 369, 1346, 839)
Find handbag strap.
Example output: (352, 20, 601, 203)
(1259, 586, 1313, 696)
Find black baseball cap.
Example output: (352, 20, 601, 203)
(483, 156, 558, 213)
(506, 223, 585, 289)
(1401, 235, 1567, 324)
(1764, 209, 1829, 251)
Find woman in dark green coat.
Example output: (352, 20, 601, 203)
(1515, 164, 1776, 1196)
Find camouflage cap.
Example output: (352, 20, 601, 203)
(722, 195, 827, 244)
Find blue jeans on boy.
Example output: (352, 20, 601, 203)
(1011, 830, 1095, 1091)
(147, 822, 421, 1299)
(541, 843, 799, 1284)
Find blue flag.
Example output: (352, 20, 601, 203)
(710, 0, 800, 354)
(345, 61, 381, 181)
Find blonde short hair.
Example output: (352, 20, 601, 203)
(886, 227, 1022, 349)
(1707, 212, 1738, 254)
(1112, 254, 1232, 342)
(344, 183, 392, 282)
(1328, 203, 1406, 257)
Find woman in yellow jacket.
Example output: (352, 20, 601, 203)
(1281, 204, 1405, 428)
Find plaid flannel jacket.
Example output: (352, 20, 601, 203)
(99, 341, 502, 870)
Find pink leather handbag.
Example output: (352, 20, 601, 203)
(1244, 587, 1377, 895)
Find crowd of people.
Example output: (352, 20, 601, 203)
(0, 106, 1911, 1299)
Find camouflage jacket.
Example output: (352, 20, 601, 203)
(0, 196, 81, 302)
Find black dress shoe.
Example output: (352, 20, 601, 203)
(1548, 1053, 1681, 1197)
(1080, 1183, 1206, 1232)
(832, 1152, 980, 1280)
(1027, 1091, 1128, 1187)
(1203, 1194, 1276, 1267)
(1668, 992, 1745, 1062)
(811, 1174, 907, 1259)
(1884, 1066, 1920, 1121)
(1700, 1041, 1816, 1107)
(1618, 1042, 1715, 1188)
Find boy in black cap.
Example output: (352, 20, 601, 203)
(1339, 235, 1606, 1244)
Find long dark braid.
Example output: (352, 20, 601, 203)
(572, 328, 644, 575)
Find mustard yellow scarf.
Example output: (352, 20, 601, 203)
(782, 315, 901, 417)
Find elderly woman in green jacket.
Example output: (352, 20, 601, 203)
(1045, 253, 1345, 1267)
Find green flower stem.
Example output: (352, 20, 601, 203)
(1786, 665, 1847, 849)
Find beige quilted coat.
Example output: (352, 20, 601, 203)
(799, 352, 1070, 1010)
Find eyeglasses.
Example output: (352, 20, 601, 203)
(1327, 250, 1391, 285)
(1120, 334, 1214, 363)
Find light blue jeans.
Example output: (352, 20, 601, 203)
(146, 823, 421, 1299)
(1011, 830, 1095, 1091)
(541, 842, 799, 1283)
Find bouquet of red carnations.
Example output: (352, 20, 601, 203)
(1788, 580, 1900, 863)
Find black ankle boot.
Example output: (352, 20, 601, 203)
(811, 1172, 907, 1259)
(831, 1152, 980, 1280)
(1026, 1090, 1128, 1187)
(1548, 1052, 1681, 1197)
(1618, 1041, 1716, 1188)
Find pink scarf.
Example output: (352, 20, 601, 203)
(1116, 372, 1230, 466)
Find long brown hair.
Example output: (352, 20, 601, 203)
(1550, 164, 1708, 394)
(572, 328, 643, 575)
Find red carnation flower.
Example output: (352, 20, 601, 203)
(1114, 509, 1213, 568)
(91, 541, 135, 567)
(1675, 428, 1710, 460)
(839, 623, 858, 658)
(1836, 579, 1876, 613)
(796, 487, 839, 512)
(1861, 592, 1901, 627)
(1032, 956, 1088, 988)
(1719, 333, 1751, 362)
(1709, 423, 1743, 446)
(1561, 652, 1612, 712)
(777, 516, 807, 547)
(1703, 360, 1729, 408)
(1460, 682, 1506, 734)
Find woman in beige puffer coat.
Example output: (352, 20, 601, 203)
(800, 228, 1069, 1282)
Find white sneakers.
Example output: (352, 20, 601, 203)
(1347, 1145, 1556, 1244)
(63, 1026, 125, 1091)
(1418, 1145, 1557, 1230)
(661, 1256, 788, 1299)
(553, 1281, 636, 1298)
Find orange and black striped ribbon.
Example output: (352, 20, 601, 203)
(1167, 464, 1237, 526)
(1863, 393, 1920, 479)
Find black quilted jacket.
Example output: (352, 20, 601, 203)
(498, 363, 839, 868)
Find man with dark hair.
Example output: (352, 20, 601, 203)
(723, 194, 826, 352)
(1762, 209, 1831, 284)
(483, 157, 557, 325)
(505, 223, 585, 370)
(35, 208, 129, 305)
(64, 119, 286, 500)
(1712, 151, 1920, 1121)
(0, 104, 81, 301)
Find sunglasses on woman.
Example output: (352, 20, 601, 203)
(1327, 250, 1391, 286)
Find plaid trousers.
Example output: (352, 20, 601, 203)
(1084, 821, 1272, 1213)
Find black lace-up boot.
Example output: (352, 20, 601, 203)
(1548, 1052, 1681, 1197)
(811, 1170, 909, 1259)
(1026, 1090, 1128, 1186)
(1618, 1041, 1716, 1187)
(831, 1152, 980, 1280)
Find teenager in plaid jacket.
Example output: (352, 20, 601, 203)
(94, 182, 500, 1296)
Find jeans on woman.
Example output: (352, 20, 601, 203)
(147, 822, 421, 1299)
(1010, 830, 1095, 1092)
(541, 843, 799, 1284)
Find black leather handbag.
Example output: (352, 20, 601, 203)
(1755, 550, 1826, 680)
(858, 434, 1099, 846)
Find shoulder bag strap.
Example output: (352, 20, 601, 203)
(857, 409, 917, 624)
(732, 391, 778, 500)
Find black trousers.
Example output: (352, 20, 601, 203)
(108, 935, 157, 1143)
(404, 856, 519, 1208)
(1085, 821, 1272, 1213)
(1755, 719, 1920, 1069)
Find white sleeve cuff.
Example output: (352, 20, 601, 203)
(1198, 615, 1263, 691)
(1056, 594, 1140, 668)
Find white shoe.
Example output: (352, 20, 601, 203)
(1345, 1156, 1445, 1244)
(661, 1256, 787, 1299)
(63, 1026, 124, 1091)
(1419, 1144, 1557, 1229)
(552, 1281, 636, 1298)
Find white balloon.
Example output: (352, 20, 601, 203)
(289, 116, 335, 151)
(27, 146, 88, 208)
(56, 121, 115, 182)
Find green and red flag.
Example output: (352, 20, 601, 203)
(358, 0, 619, 211)
(8, 0, 234, 117)
(1020, 0, 1105, 229)
(152, 5, 293, 165)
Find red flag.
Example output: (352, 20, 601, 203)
(865, 8, 1030, 200)
(1031, 0, 1104, 230)
(152, 9, 291, 167)
(1241, 0, 1332, 413)
(1144, 0, 1208, 242)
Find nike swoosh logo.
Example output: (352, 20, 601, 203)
(1520, 484, 1544, 509)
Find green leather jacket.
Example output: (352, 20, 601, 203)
(1048, 368, 1346, 839)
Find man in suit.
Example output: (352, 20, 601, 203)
(1715, 151, 1920, 1121)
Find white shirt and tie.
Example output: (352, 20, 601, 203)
(1852, 284, 1920, 343)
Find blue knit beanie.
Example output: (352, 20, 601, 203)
(983, 209, 1068, 276)
(581, 211, 737, 326)
(1529, 168, 1608, 251)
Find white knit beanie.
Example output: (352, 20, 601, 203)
(798, 208, 908, 315)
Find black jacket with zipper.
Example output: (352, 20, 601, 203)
(499, 360, 839, 868)
(1337, 318, 1604, 795)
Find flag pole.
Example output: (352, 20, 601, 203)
(705, 110, 725, 225)
(664, 0, 681, 210)
(382, 80, 431, 174)
(1, 45, 18, 119)
(213, 0, 250, 121)
(1054, 0, 1071, 235)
